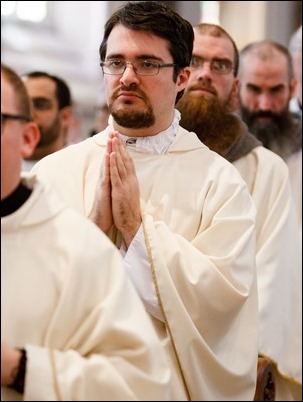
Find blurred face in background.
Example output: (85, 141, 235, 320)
(23, 76, 62, 146)
(1, 71, 39, 199)
(177, 30, 241, 141)
(290, 29, 302, 106)
(239, 54, 292, 118)
(238, 52, 296, 141)
(186, 29, 238, 105)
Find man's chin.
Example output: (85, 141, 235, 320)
(189, 89, 214, 98)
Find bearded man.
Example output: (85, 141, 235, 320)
(238, 41, 302, 230)
(177, 23, 302, 402)
(21, 71, 73, 171)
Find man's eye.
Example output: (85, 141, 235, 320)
(109, 60, 124, 67)
(32, 98, 52, 110)
(213, 61, 230, 72)
(190, 57, 201, 68)
(141, 61, 156, 69)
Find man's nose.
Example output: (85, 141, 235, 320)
(258, 93, 272, 111)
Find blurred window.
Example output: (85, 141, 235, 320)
(200, 1, 220, 24)
(1, 1, 48, 22)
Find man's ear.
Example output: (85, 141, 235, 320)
(21, 122, 40, 159)
(177, 67, 191, 91)
(289, 77, 297, 99)
(59, 105, 73, 129)
(228, 77, 240, 112)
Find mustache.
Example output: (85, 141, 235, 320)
(187, 81, 217, 96)
(251, 110, 278, 119)
(112, 84, 147, 100)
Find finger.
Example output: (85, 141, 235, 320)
(116, 135, 136, 176)
(111, 137, 128, 179)
(102, 152, 111, 185)
(109, 152, 122, 187)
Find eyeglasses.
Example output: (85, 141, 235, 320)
(100, 59, 177, 76)
(1, 113, 31, 131)
(190, 56, 233, 75)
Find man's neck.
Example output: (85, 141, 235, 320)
(27, 137, 66, 161)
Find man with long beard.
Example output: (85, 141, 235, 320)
(177, 23, 302, 401)
(21, 71, 73, 171)
(238, 41, 302, 232)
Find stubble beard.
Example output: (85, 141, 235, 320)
(38, 116, 61, 146)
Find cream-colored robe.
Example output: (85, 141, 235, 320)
(1, 174, 173, 401)
(233, 147, 302, 401)
(287, 149, 302, 237)
(33, 127, 259, 400)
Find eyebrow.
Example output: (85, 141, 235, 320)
(192, 55, 232, 63)
(106, 53, 164, 62)
(246, 83, 285, 92)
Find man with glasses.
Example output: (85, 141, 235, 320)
(1, 63, 173, 401)
(177, 23, 302, 401)
(32, 2, 259, 399)
(21, 71, 73, 171)
(1, 113, 31, 127)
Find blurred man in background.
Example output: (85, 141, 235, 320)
(177, 23, 302, 402)
(289, 25, 302, 118)
(21, 71, 73, 171)
(238, 40, 302, 234)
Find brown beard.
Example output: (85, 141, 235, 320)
(177, 93, 244, 157)
(110, 83, 155, 129)
(38, 116, 61, 146)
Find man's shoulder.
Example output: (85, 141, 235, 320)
(33, 136, 100, 175)
(253, 145, 288, 166)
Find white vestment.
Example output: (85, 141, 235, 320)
(286, 149, 302, 237)
(233, 146, 302, 401)
(1, 174, 173, 401)
(33, 125, 259, 400)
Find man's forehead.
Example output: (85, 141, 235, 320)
(106, 25, 170, 56)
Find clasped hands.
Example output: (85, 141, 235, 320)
(89, 131, 141, 248)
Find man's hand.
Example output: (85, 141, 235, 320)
(89, 133, 114, 233)
(1, 341, 22, 386)
(110, 132, 141, 247)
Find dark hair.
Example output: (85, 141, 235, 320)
(22, 71, 72, 109)
(1, 63, 31, 118)
(239, 40, 294, 80)
(194, 23, 239, 76)
(99, 1, 194, 101)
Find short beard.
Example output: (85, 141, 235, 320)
(38, 116, 61, 146)
(177, 93, 243, 156)
(111, 108, 155, 129)
(110, 84, 155, 129)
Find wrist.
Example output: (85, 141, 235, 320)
(8, 348, 26, 394)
